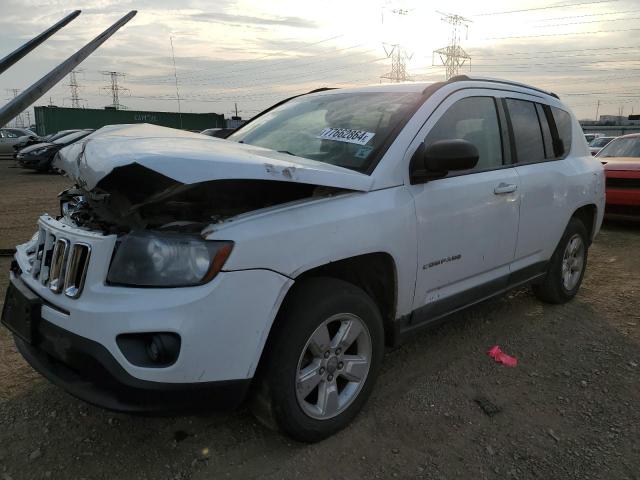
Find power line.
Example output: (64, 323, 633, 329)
(473, 45, 640, 57)
(480, 26, 640, 41)
(472, 0, 620, 17)
(531, 8, 640, 22)
(534, 14, 640, 28)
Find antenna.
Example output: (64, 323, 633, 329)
(170, 36, 183, 129)
(433, 11, 472, 80)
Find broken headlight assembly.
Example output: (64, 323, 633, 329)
(106, 231, 233, 287)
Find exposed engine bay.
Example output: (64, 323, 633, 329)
(58, 163, 344, 235)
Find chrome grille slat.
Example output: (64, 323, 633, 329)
(63, 243, 91, 298)
(31, 228, 46, 278)
(49, 238, 69, 293)
(39, 230, 56, 285)
(24, 223, 92, 299)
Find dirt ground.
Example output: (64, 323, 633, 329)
(0, 160, 638, 480)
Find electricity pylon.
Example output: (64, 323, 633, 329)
(433, 12, 472, 80)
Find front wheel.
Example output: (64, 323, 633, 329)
(250, 277, 384, 442)
(533, 218, 589, 304)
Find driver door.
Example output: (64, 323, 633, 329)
(408, 93, 521, 321)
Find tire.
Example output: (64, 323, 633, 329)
(533, 218, 589, 304)
(250, 277, 385, 443)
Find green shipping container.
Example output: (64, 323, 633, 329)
(34, 106, 224, 136)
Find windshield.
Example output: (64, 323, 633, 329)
(227, 92, 423, 172)
(597, 136, 640, 158)
(590, 137, 613, 147)
(53, 130, 92, 145)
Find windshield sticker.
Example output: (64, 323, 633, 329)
(355, 145, 374, 159)
(317, 128, 375, 146)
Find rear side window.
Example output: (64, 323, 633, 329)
(506, 99, 545, 163)
(550, 107, 572, 156)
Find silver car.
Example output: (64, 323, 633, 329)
(0, 128, 38, 157)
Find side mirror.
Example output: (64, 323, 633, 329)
(410, 139, 479, 184)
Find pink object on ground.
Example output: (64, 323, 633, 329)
(487, 345, 518, 367)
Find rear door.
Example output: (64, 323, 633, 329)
(408, 91, 521, 320)
(504, 97, 575, 274)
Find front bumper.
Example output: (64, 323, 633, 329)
(17, 153, 53, 170)
(12, 306, 250, 412)
(11, 215, 293, 392)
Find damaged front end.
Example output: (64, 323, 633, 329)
(54, 124, 371, 236)
(57, 164, 338, 235)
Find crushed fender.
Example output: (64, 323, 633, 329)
(487, 345, 518, 367)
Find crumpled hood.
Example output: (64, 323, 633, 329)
(55, 123, 373, 191)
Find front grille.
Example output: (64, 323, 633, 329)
(606, 177, 640, 189)
(29, 226, 91, 299)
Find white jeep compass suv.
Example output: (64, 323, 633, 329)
(2, 76, 605, 442)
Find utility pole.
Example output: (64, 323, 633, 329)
(380, 6, 413, 83)
(381, 44, 413, 82)
(595, 100, 600, 122)
(68, 69, 84, 108)
(169, 36, 182, 129)
(433, 12, 472, 80)
(6, 89, 25, 127)
(100, 71, 128, 109)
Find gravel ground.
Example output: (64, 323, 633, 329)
(0, 161, 639, 480)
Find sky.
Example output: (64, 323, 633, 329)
(1, 0, 640, 125)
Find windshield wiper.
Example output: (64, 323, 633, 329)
(278, 150, 296, 156)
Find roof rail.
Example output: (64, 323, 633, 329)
(447, 75, 560, 99)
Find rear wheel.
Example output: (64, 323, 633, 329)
(533, 218, 589, 304)
(250, 277, 384, 442)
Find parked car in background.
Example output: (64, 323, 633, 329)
(39, 129, 82, 144)
(3, 77, 604, 442)
(16, 129, 94, 172)
(201, 127, 235, 138)
(0, 127, 39, 157)
(597, 133, 640, 220)
(584, 133, 603, 144)
(588, 136, 615, 156)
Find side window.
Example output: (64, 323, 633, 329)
(506, 99, 545, 163)
(3, 130, 18, 138)
(550, 106, 572, 157)
(425, 96, 503, 171)
(535, 104, 555, 159)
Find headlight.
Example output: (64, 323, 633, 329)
(107, 231, 233, 287)
(31, 147, 50, 156)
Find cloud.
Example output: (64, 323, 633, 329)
(181, 11, 317, 29)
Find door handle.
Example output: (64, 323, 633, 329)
(494, 183, 517, 194)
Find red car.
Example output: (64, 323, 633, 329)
(597, 133, 640, 220)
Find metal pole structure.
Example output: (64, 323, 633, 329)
(170, 36, 183, 129)
(0, 10, 137, 127)
(0, 10, 81, 76)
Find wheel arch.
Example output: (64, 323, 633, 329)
(253, 252, 398, 382)
(571, 203, 597, 244)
